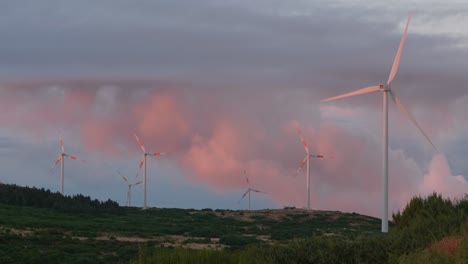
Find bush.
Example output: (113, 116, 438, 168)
(219, 234, 258, 248)
(189, 227, 224, 238)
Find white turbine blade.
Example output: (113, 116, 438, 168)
(134, 181, 143, 186)
(296, 127, 310, 154)
(320, 86, 381, 103)
(293, 156, 308, 177)
(390, 91, 438, 152)
(58, 129, 65, 153)
(387, 15, 411, 85)
(134, 133, 146, 153)
(49, 156, 62, 172)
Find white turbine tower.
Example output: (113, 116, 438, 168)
(134, 133, 167, 209)
(294, 127, 332, 210)
(49, 130, 85, 195)
(321, 15, 437, 233)
(119, 171, 142, 207)
(238, 171, 267, 210)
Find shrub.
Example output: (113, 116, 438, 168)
(219, 234, 258, 248)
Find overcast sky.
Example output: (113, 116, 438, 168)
(0, 0, 467, 216)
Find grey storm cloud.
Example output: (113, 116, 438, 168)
(0, 0, 465, 97)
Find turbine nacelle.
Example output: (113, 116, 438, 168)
(379, 84, 390, 91)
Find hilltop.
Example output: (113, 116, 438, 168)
(0, 183, 380, 263)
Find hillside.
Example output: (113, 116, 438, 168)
(0, 184, 381, 263)
(0, 184, 466, 264)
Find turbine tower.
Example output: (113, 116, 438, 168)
(238, 170, 267, 210)
(50, 130, 85, 195)
(119, 171, 142, 207)
(320, 15, 437, 232)
(134, 133, 167, 209)
(294, 127, 332, 210)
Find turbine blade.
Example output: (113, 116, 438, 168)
(252, 189, 267, 194)
(296, 127, 310, 154)
(152, 152, 167, 156)
(243, 169, 250, 185)
(390, 91, 438, 152)
(320, 86, 381, 103)
(387, 15, 411, 85)
(311, 154, 334, 159)
(121, 175, 128, 183)
(49, 156, 62, 172)
(239, 189, 250, 201)
(68, 155, 86, 163)
(134, 181, 142, 186)
(293, 156, 308, 177)
(134, 133, 146, 153)
(135, 157, 145, 178)
(58, 129, 65, 153)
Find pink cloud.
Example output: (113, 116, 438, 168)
(419, 154, 467, 199)
(1, 81, 466, 217)
(133, 93, 191, 152)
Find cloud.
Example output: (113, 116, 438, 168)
(1, 78, 467, 217)
(419, 154, 468, 199)
(0, 1, 467, 215)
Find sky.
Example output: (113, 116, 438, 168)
(1, 0, 467, 217)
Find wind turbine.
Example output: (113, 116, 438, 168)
(238, 171, 267, 210)
(294, 127, 333, 210)
(119, 171, 142, 207)
(134, 133, 167, 209)
(320, 15, 437, 233)
(49, 130, 85, 195)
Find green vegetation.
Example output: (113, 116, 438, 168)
(0, 184, 466, 263)
(0, 184, 120, 214)
(0, 231, 139, 264)
(131, 193, 468, 264)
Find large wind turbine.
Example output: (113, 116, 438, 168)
(238, 170, 267, 210)
(134, 133, 167, 209)
(321, 15, 437, 233)
(119, 171, 142, 207)
(50, 130, 85, 195)
(294, 127, 332, 210)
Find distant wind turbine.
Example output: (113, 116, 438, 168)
(134, 133, 167, 209)
(118, 171, 142, 207)
(238, 171, 267, 210)
(294, 127, 333, 210)
(49, 130, 85, 195)
(320, 15, 437, 233)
